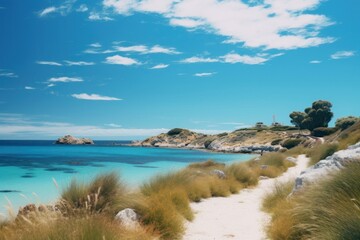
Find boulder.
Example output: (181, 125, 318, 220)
(293, 141, 360, 193)
(55, 135, 94, 145)
(211, 169, 226, 179)
(115, 208, 139, 229)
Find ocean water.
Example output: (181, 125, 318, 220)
(0, 140, 255, 216)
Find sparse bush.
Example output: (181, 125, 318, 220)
(312, 127, 338, 137)
(307, 143, 338, 165)
(281, 138, 302, 149)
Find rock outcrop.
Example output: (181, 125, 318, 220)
(132, 128, 307, 153)
(293, 141, 360, 192)
(55, 135, 94, 145)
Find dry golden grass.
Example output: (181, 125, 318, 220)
(307, 143, 338, 166)
(264, 161, 360, 240)
(0, 214, 155, 240)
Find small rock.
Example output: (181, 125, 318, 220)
(211, 169, 226, 179)
(260, 165, 268, 170)
(115, 208, 139, 229)
(259, 176, 269, 180)
(286, 157, 297, 163)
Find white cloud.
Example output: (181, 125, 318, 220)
(116, 45, 148, 52)
(115, 44, 180, 54)
(47, 83, 56, 88)
(180, 56, 219, 63)
(148, 45, 181, 54)
(39, 6, 57, 17)
(103, 0, 334, 50)
(137, 0, 174, 13)
(105, 123, 122, 128)
(105, 55, 141, 65)
(64, 61, 95, 66)
(25, 86, 35, 90)
(36, 61, 62, 66)
(194, 72, 215, 77)
(48, 77, 83, 83)
(0, 72, 18, 78)
(89, 12, 114, 21)
(38, 0, 76, 17)
(77, 4, 88, 12)
(150, 64, 169, 69)
(331, 51, 355, 60)
(221, 53, 268, 65)
(89, 42, 102, 48)
(72, 93, 122, 101)
(170, 18, 204, 28)
(310, 60, 321, 64)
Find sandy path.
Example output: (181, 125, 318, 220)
(183, 155, 309, 240)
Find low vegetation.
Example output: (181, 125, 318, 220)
(263, 161, 360, 240)
(307, 143, 338, 166)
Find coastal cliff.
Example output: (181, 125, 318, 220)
(132, 127, 315, 154)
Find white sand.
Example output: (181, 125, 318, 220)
(183, 155, 309, 240)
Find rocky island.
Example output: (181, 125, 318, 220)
(55, 135, 94, 145)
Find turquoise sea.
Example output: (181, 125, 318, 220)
(0, 140, 255, 216)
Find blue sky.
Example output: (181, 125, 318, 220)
(0, 0, 359, 140)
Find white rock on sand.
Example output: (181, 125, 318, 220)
(184, 155, 309, 240)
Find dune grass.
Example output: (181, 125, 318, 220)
(60, 172, 129, 215)
(307, 143, 338, 166)
(0, 214, 155, 240)
(264, 161, 360, 240)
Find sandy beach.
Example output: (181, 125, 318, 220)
(184, 155, 309, 240)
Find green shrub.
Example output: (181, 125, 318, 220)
(312, 127, 338, 137)
(167, 128, 186, 136)
(307, 143, 338, 165)
(335, 116, 359, 130)
(281, 139, 303, 149)
(271, 139, 283, 145)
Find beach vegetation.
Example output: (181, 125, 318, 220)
(289, 100, 334, 132)
(281, 138, 303, 149)
(264, 161, 360, 240)
(312, 127, 338, 137)
(335, 116, 359, 130)
(307, 143, 338, 165)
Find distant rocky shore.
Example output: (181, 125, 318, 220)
(131, 127, 318, 154)
(55, 135, 94, 145)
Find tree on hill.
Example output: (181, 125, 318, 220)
(289, 100, 334, 132)
(289, 111, 307, 130)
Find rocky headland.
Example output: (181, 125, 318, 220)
(131, 127, 317, 154)
(55, 135, 94, 145)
